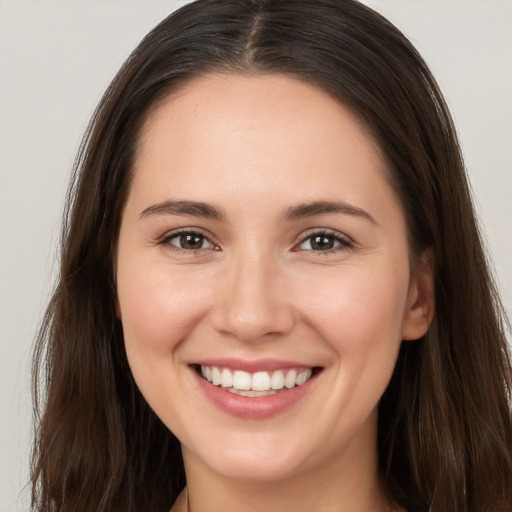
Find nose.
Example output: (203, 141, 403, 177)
(210, 251, 295, 342)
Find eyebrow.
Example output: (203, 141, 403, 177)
(139, 200, 226, 220)
(139, 199, 377, 225)
(283, 200, 378, 225)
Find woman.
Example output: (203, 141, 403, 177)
(31, 1, 512, 511)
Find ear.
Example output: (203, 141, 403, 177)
(401, 249, 435, 341)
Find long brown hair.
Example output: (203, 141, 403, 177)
(31, 1, 512, 511)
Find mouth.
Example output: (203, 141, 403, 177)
(195, 364, 321, 397)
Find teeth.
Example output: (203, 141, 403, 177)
(228, 388, 277, 397)
(296, 370, 308, 386)
(233, 370, 252, 390)
(200, 365, 313, 393)
(211, 367, 222, 386)
(221, 368, 233, 388)
(252, 371, 271, 391)
(270, 370, 285, 390)
(284, 369, 297, 389)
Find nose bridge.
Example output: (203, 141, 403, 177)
(212, 245, 294, 341)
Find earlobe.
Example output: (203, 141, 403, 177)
(401, 249, 435, 341)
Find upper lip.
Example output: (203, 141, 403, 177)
(190, 358, 318, 373)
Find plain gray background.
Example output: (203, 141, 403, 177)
(1, 1, 511, 510)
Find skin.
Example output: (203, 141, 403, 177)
(116, 73, 434, 512)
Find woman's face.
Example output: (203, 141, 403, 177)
(116, 74, 431, 483)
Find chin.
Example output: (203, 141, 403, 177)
(184, 433, 313, 483)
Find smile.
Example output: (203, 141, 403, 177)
(200, 365, 314, 397)
(192, 362, 321, 419)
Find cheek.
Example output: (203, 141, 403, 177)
(116, 262, 216, 418)
(299, 265, 409, 425)
(331, 271, 406, 426)
(117, 262, 213, 356)
(296, 263, 409, 357)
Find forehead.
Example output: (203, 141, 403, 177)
(128, 73, 398, 224)
(138, 73, 379, 156)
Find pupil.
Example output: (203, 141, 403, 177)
(181, 234, 203, 249)
(312, 235, 334, 250)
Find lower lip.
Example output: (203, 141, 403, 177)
(192, 368, 318, 420)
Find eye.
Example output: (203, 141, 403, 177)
(296, 231, 351, 252)
(162, 230, 216, 252)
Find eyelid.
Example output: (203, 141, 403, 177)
(155, 226, 353, 255)
(157, 227, 219, 253)
(293, 228, 353, 252)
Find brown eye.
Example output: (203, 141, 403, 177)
(168, 232, 213, 251)
(297, 231, 350, 252)
(310, 235, 336, 250)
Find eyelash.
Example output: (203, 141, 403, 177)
(157, 229, 353, 255)
(294, 229, 353, 254)
(158, 229, 217, 255)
